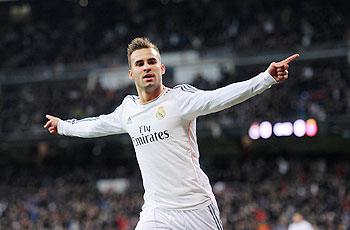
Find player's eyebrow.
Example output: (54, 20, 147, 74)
(147, 57, 157, 63)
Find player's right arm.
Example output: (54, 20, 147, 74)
(44, 105, 126, 138)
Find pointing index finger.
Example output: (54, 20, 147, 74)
(46, 114, 54, 120)
(279, 54, 299, 65)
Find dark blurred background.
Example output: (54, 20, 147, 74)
(0, 0, 350, 229)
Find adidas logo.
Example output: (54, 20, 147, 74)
(127, 117, 132, 124)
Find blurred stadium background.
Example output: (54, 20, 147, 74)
(1, 0, 350, 229)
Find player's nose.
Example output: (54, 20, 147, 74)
(143, 63, 151, 71)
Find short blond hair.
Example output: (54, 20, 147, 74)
(127, 37, 160, 67)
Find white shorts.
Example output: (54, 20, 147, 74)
(135, 203, 224, 230)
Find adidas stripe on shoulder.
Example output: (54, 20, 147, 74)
(126, 95, 138, 103)
(174, 84, 199, 93)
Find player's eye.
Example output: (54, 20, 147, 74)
(135, 61, 144, 67)
(148, 59, 157, 65)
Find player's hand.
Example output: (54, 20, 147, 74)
(44, 114, 60, 134)
(267, 54, 299, 83)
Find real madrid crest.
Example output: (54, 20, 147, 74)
(156, 106, 166, 120)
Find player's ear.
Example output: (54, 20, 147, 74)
(128, 69, 133, 79)
(161, 64, 166, 75)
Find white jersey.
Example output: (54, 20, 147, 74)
(288, 220, 314, 230)
(58, 71, 276, 210)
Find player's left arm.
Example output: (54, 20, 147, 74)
(176, 54, 299, 119)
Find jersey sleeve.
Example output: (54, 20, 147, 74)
(174, 71, 277, 120)
(57, 103, 126, 138)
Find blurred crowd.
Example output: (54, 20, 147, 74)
(1, 155, 350, 229)
(1, 1, 350, 229)
(0, 0, 349, 68)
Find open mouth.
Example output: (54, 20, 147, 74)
(143, 73, 155, 81)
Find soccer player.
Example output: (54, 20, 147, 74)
(44, 37, 299, 229)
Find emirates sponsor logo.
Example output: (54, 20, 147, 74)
(132, 125, 170, 147)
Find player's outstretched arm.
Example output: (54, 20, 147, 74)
(175, 54, 300, 119)
(267, 54, 299, 83)
(43, 106, 126, 138)
(44, 114, 60, 134)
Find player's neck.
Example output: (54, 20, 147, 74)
(138, 85, 165, 105)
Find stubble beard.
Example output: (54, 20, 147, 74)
(144, 81, 161, 93)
